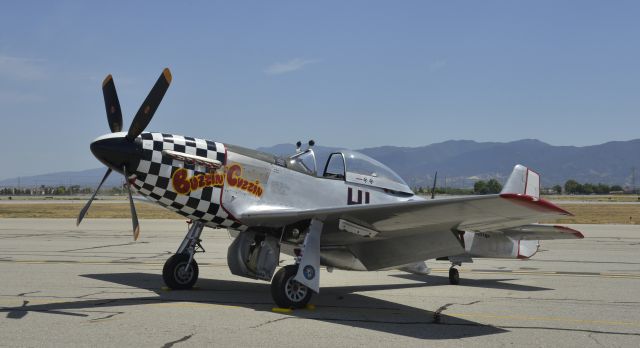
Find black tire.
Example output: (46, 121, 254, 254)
(163, 254, 199, 290)
(449, 267, 460, 285)
(271, 265, 313, 309)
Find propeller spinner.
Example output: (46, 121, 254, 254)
(77, 68, 172, 240)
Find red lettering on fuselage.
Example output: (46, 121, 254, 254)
(170, 164, 263, 197)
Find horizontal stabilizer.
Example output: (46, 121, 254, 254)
(397, 261, 431, 275)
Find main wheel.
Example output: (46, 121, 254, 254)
(163, 253, 199, 290)
(449, 267, 460, 285)
(271, 265, 313, 309)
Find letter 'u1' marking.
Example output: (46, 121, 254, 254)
(348, 187, 370, 205)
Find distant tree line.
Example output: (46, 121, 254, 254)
(563, 180, 623, 195)
(0, 185, 124, 196)
(413, 186, 474, 195)
(473, 179, 503, 194)
(414, 179, 502, 195)
(416, 178, 628, 196)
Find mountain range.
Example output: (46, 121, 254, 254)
(258, 139, 640, 188)
(2, 139, 639, 189)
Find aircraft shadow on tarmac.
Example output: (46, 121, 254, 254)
(390, 273, 553, 292)
(0, 272, 555, 339)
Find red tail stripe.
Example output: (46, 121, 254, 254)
(499, 193, 573, 216)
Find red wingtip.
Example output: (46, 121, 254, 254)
(500, 193, 573, 216)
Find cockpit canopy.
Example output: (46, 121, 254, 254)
(323, 150, 413, 194)
(286, 148, 412, 194)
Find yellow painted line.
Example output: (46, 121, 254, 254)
(0, 260, 165, 265)
(0, 298, 69, 306)
(0, 298, 245, 312)
(448, 312, 640, 328)
(0, 259, 228, 267)
(3, 261, 640, 279)
(601, 272, 640, 277)
(511, 271, 556, 275)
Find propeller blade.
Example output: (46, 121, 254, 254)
(123, 166, 141, 241)
(77, 168, 112, 226)
(102, 74, 123, 133)
(126, 68, 172, 141)
(431, 171, 438, 199)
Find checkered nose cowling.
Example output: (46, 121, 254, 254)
(132, 132, 247, 231)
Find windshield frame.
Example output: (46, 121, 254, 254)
(322, 152, 347, 180)
(287, 149, 317, 176)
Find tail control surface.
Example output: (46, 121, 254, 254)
(501, 164, 540, 200)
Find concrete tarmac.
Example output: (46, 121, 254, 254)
(1, 219, 639, 347)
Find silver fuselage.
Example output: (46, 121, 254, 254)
(126, 132, 420, 270)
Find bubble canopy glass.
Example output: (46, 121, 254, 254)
(333, 150, 413, 194)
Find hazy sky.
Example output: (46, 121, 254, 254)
(1, 1, 639, 180)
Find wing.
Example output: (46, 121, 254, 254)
(238, 194, 571, 233)
(233, 165, 579, 270)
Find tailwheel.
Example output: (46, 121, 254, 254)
(271, 265, 313, 309)
(449, 267, 460, 285)
(163, 253, 199, 290)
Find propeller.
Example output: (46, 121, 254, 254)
(123, 166, 140, 241)
(77, 68, 172, 240)
(76, 168, 112, 226)
(102, 75, 123, 132)
(431, 171, 438, 199)
(126, 68, 172, 141)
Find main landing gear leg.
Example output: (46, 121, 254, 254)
(163, 221, 205, 290)
(449, 261, 461, 285)
(271, 219, 323, 308)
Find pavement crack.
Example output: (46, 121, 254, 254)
(161, 333, 194, 348)
(433, 303, 453, 324)
(588, 333, 604, 347)
(93, 299, 120, 306)
(59, 242, 144, 253)
(495, 325, 640, 337)
(78, 292, 107, 299)
(89, 311, 125, 322)
(16, 291, 40, 297)
(249, 317, 292, 329)
(433, 301, 480, 324)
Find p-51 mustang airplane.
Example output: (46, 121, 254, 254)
(78, 68, 583, 308)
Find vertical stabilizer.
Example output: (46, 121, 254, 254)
(501, 165, 540, 200)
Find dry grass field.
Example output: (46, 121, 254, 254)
(544, 194, 640, 203)
(545, 203, 640, 224)
(0, 202, 182, 219)
(1, 200, 639, 224)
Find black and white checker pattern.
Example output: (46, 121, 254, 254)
(132, 132, 247, 231)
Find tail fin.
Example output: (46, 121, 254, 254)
(501, 164, 540, 200)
